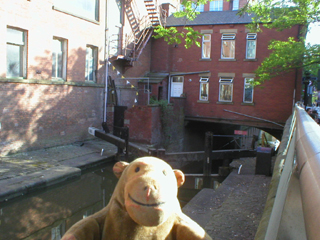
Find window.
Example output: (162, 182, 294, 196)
(246, 33, 257, 59)
(52, 38, 67, 79)
(171, 76, 184, 97)
(202, 34, 211, 59)
(144, 84, 152, 93)
(83, 209, 93, 219)
(6, 28, 27, 78)
(199, 77, 209, 101)
(86, 46, 98, 82)
(219, 77, 233, 102)
(232, 0, 239, 10)
(221, 34, 235, 59)
(51, 221, 65, 240)
(192, 2, 204, 12)
(209, 0, 223, 11)
(243, 78, 254, 103)
(53, 0, 99, 21)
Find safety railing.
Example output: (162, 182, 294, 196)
(255, 104, 320, 240)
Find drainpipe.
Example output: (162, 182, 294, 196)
(168, 74, 171, 103)
(103, 1, 109, 128)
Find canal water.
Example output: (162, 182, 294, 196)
(0, 162, 223, 240)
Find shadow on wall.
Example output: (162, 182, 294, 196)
(0, 48, 104, 156)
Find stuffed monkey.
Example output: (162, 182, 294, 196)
(61, 156, 212, 240)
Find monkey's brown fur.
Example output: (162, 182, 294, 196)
(61, 157, 212, 240)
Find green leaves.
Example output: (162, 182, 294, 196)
(253, 37, 320, 85)
(152, 0, 205, 48)
(241, 0, 320, 84)
(152, 0, 320, 85)
(153, 25, 201, 49)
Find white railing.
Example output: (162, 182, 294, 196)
(255, 104, 320, 240)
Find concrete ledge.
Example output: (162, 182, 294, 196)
(62, 153, 116, 169)
(0, 166, 81, 203)
(182, 166, 271, 239)
(254, 115, 293, 239)
(183, 171, 252, 228)
(0, 78, 104, 88)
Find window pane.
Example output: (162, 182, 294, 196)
(244, 78, 254, 102)
(220, 84, 233, 101)
(192, 3, 204, 12)
(246, 40, 256, 59)
(86, 47, 96, 81)
(200, 82, 209, 100)
(52, 39, 64, 78)
(172, 76, 183, 82)
(222, 40, 235, 58)
(203, 42, 210, 58)
(7, 44, 22, 78)
(232, 0, 239, 10)
(144, 84, 152, 93)
(209, 0, 223, 11)
(54, 0, 98, 21)
(7, 28, 24, 45)
(244, 85, 253, 102)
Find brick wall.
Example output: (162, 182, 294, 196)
(151, 24, 302, 129)
(0, 82, 104, 155)
(0, 0, 110, 155)
(124, 105, 162, 145)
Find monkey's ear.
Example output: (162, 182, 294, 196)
(174, 170, 185, 188)
(113, 161, 129, 179)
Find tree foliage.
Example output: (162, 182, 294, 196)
(153, 26, 201, 49)
(153, 0, 320, 85)
(239, 0, 320, 83)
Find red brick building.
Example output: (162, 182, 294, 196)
(0, 0, 155, 155)
(0, 0, 303, 155)
(149, 2, 303, 140)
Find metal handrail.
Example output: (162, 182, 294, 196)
(255, 104, 320, 240)
(295, 105, 320, 240)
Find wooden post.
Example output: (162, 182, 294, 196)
(157, 148, 166, 159)
(203, 131, 213, 188)
(123, 127, 129, 161)
(148, 148, 157, 156)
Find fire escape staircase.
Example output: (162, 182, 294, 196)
(111, 0, 162, 71)
(144, 0, 161, 26)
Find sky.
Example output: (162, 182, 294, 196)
(306, 23, 320, 45)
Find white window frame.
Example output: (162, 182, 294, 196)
(85, 45, 98, 82)
(219, 77, 233, 102)
(52, 37, 67, 80)
(246, 33, 257, 59)
(199, 77, 209, 101)
(221, 34, 236, 59)
(202, 34, 211, 59)
(209, 0, 223, 11)
(232, 0, 239, 10)
(6, 27, 27, 78)
(243, 78, 254, 103)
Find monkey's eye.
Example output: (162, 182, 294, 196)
(162, 170, 167, 176)
(135, 167, 140, 173)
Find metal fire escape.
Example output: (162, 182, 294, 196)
(109, 0, 162, 71)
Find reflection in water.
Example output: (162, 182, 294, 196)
(0, 162, 118, 240)
(0, 162, 222, 240)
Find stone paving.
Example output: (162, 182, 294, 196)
(183, 158, 272, 240)
(0, 139, 117, 202)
